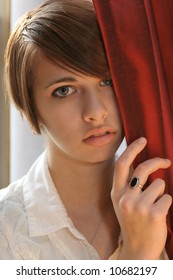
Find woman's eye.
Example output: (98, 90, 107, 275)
(52, 86, 76, 98)
(100, 79, 113, 87)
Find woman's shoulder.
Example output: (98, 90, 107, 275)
(0, 178, 30, 259)
(0, 177, 25, 222)
(0, 177, 24, 204)
(0, 150, 47, 209)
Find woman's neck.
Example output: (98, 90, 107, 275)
(47, 147, 115, 210)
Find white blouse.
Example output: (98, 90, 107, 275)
(0, 151, 168, 260)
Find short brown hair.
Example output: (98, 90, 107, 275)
(4, 0, 110, 134)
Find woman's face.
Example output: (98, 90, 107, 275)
(33, 53, 123, 164)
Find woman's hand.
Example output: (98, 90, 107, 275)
(110, 137, 172, 260)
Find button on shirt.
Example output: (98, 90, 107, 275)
(0, 151, 168, 260)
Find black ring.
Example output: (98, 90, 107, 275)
(130, 177, 140, 188)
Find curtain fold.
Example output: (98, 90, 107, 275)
(93, 0, 173, 259)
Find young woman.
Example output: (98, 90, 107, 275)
(0, 0, 171, 260)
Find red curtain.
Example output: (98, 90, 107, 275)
(93, 0, 173, 259)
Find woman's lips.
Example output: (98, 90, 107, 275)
(83, 127, 116, 146)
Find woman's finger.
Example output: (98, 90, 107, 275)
(113, 137, 147, 192)
(127, 158, 171, 194)
(152, 194, 172, 216)
(134, 179, 165, 207)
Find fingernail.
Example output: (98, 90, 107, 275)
(138, 137, 147, 144)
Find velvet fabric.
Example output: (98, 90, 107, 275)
(93, 0, 173, 259)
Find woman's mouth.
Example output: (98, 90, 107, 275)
(83, 128, 115, 146)
(89, 131, 110, 138)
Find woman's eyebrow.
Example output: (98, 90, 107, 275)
(45, 77, 77, 89)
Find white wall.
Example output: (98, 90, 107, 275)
(10, 0, 45, 182)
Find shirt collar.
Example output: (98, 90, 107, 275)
(23, 151, 77, 237)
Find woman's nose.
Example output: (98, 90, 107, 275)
(82, 90, 108, 123)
